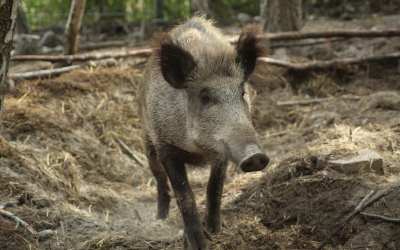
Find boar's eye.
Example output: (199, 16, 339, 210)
(200, 92, 210, 104)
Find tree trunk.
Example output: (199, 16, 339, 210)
(64, 0, 87, 56)
(15, 2, 30, 34)
(260, 0, 302, 33)
(0, 0, 19, 129)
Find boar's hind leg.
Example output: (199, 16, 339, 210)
(157, 144, 210, 250)
(205, 161, 228, 234)
(145, 138, 171, 220)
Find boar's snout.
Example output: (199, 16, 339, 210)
(239, 144, 269, 172)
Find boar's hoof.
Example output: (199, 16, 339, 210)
(239, 145, 269, 172)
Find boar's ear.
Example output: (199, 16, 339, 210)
(236, 25, 268, 81)
(154, 33, 196, 89)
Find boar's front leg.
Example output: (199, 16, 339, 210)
(204, 161, 228, 234)
(145, 137, 171, 220)
(157, 144, 211, 250)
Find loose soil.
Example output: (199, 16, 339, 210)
(1, 13, 400, 250)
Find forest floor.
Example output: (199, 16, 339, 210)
(1, 12, 400, 250)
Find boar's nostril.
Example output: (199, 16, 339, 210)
(240, 153, 269, 172)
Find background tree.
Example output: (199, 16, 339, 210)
(15, 2, 30, 34)
(260, 0, 302, 32)
(64, 0, 87, 56)
(0, 0, 19, 128)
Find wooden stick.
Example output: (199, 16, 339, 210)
(360, 212, 400, 223)
(268, 37, 346, 48)
(258, 52, 400, 70)
(355, 190, 375, 210)
(0, 209, 37, 234)
(317, 188, 391, 250)
(115, 137, 145, 167)
(8, 58, 149, 79)
(277, 98, 331, 106)
(11, 48, 152, 63)
(9, 64, 85, 79)
(0, 201, 18, 210)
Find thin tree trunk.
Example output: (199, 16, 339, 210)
(15, 2, 30, 34)
(64, 0, 87, 56)
(0, 0, 19, 129)
(260, 0, 302, 33)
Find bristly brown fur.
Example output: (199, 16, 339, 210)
(236, 25, 269, 80)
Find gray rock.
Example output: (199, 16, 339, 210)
(237, 13, 252, 23)
(40, 30, 63, 48)
(324, 150, 384, 175)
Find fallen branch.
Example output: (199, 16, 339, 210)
(0, 209, 37, 234)
(8, 58, 117, 79)
(277, 95, 360, 106)
(9, 64, 84, 79)
(258, 52, 400, 71)
(11, 48, 152, 63)
(8, 58, 147, 79)
(266, 28, 400, 42)
(360, 212, 400, 223)
(227, 28, 400, 43)
(317, 188, 392, 250)
(355, 189, 375, 210)
(269, 37, 346, 48)
(278, 98, 331, 106)
(115, 137, 145, 167)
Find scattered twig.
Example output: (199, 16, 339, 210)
(354, 189, 375, 210)
(11, 48, 152, 63)
(277, 98, 331, 106)
(317, 188, 392, 250)
(258, 52, 400, 71)
(38, 229, 55, 240)
(0, 201, 18, 210)
(60, 220, 66, 236)
(261, 215, 291, 242)
(0, 209, 37, 234)
(360, 212, 400, 223)
(115, 137, 145, 167)
(394, 145, 400, 150)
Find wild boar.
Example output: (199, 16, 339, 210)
(139, 16, 269, 249)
